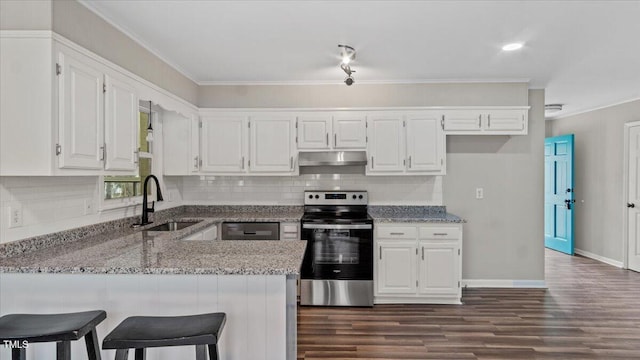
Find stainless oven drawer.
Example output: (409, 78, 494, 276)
(221, 222, 280, 240)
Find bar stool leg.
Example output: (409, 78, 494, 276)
(195, 345, 206, 360)
(11, 348, 26, 360)
(134, 348, 146, 360)
(208, 344, 219, 360)
(56, 341, 71, 360)
(114, 349, 128, 360)
(84, 329, 102, 360)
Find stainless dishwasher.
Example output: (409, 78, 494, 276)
(221, 222, 280, 240)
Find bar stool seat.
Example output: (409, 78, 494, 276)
(0, 310, 106, 360)
(102, 313, 225, 360)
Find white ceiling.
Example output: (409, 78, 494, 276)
(80, 0, 640, 119)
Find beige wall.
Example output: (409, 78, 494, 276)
(51, 0, 199, 104)
(198, 83, 529, 108)
(444, 90, 545, 281)
(0, 0, 52, 30)
(547, 99, 640, 263)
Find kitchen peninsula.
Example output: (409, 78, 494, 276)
(0, 209, 305, 360)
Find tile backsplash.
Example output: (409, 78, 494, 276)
(0, 177, 182, 244)
(181, 174, 442, 206)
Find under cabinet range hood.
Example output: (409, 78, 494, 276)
(298, 151, 367, 174)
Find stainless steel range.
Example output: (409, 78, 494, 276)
(300, 190, 373, 307)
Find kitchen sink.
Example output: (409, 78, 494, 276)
(145, 221, 201, 232)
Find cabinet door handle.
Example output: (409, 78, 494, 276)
(290, 156, 293, 169)
(326, 133, 329, 146)
(478, 115, 482, 128)
(409, 156, 412, 168)
(371, 156, 374, 169)
(488, 114, 491, 128)
(334, 133, 337, 146)
(134, 149, 139, 164)
(100, 144, 105, 161)
(389, 232, 404, 235)
(379, 246, 382, 260)
(433, 233, 449, 236)
(421, 247, 424, 260)
(194, 156, 199, 169)
(241, 156, 245, 169)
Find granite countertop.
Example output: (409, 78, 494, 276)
(368, 206, 465, 223)
(0, 217, 306, 275)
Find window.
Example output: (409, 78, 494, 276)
(103, 105, 154, 201)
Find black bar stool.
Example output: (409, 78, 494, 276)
(102, 312, 226, 360)
(0, 310, 106, 360)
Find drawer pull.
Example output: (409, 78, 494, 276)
(433, 233, 449, 236)
(389, 232, 405, 235)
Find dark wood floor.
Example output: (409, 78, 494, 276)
(297, 249, 640, 359)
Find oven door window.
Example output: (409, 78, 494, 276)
(313, 230, 360, 265)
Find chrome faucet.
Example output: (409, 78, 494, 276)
(139, 175, 163, 226)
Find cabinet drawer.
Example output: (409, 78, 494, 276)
(419, 227, 460, 240)
(377, 226, 416, 239)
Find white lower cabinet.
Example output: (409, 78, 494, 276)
(375, 223, 462, 304)
(376, 241, 417, 294)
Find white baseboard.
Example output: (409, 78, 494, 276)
(574, 248, 623, 268)
(462, 279, 547, 288)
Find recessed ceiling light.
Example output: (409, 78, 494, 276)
(502, 43, 524, 51)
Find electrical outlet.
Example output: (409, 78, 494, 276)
(9, 206, 23, 228)
(476, 188, 484, 199)
(84, 199, 94, 215)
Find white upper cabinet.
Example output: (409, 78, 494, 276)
(249, 115, 297, 174)
(104, 72, 138, 172)
(367, 114, 406, 173)
(485, 109, 528, 132)
(367, 112, 446, 176)
(200, 115, 248, 174)
(443, 108, 528, 135)
(406, 112, 445, 173)
(296, 112, 367, 150)
(163, 111, 199, 175)
(297, 114, 331, 149)
(56, 43, 140, 173)
(333, 113, 367, 149)
(57, 45, 105, 170)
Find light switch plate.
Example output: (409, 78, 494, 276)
(476, 188, 484, 199)
(9, 205, 23, 228)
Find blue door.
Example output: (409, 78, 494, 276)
(544, 134, 575, 255)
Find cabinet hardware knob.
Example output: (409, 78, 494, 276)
(628, 203, 636, 208)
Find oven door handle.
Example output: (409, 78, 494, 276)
(302, 223, 373, 230)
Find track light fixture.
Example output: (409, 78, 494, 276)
(338, 44, 356, 86)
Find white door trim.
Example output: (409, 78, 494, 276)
(622, 121, 640, 269)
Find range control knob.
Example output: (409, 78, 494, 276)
(308, 195, 313, 199)
(352, 195, 357, 199)
(359, 195, 363, 199)
(315, 195, 319, 199)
